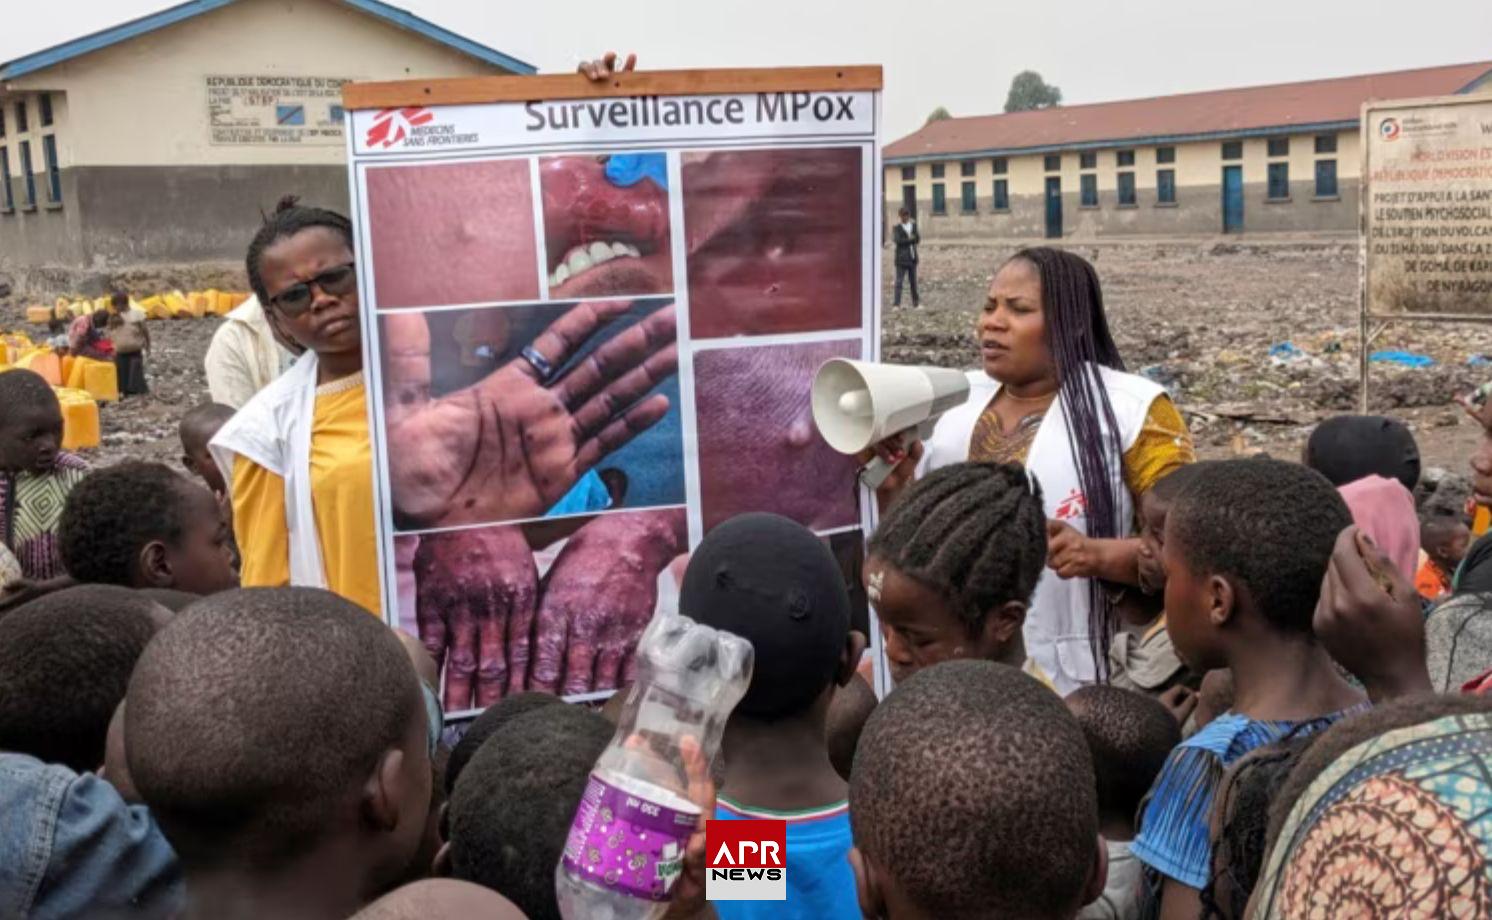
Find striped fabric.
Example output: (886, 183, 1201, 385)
(1130, 707, 1365, 890)
(0, 453, 89, 581)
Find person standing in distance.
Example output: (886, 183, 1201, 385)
(892, 208, 920, 308)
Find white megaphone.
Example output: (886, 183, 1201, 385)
(811, 359, 972, 488)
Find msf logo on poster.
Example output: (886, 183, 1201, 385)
(707, 819, 786, 901)
(365, 107, 434, 148)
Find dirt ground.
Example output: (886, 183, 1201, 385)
(1, 239, 1488, 483)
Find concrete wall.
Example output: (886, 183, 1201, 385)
(0, 0, 511, 269)
(887, 129, 1360, 238)
(70, 164, 350, 263)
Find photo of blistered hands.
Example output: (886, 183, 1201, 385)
(403, 507, 688, 712)
(381, 299, 685, 531)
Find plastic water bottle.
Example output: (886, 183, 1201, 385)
(556, 614, 753, 920)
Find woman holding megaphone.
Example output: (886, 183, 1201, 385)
(869, 247, 1194, 693)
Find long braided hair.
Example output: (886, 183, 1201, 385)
(1007, 247, 1126, 675)
(244, 195, 355, 305)
(868, 462, 1047, 631)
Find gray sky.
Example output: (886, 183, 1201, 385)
(4, 0, 1490, 141)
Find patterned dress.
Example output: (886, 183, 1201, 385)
(968, 393, 1195, 497)
(0, 453, 90, 581)
(1253, 712, 1492, 919)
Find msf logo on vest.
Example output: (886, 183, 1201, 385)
(706, 819, 786, 901)
(365, 107, 434, 148)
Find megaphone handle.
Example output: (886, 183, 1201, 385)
(858, 453, 897, 490)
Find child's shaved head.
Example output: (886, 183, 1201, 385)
(850, 660, 1099, 919)
(127, 587, 429, 871)
(0, 585, 168, 771)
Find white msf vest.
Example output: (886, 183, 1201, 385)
(918, 365, 1165, 694)
(209, 351, 329, 590)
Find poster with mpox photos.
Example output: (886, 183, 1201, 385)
(342, 67, 883, 717)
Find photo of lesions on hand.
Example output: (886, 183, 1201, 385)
(540, 152, 674, 300)
(378, 297, 686, 535)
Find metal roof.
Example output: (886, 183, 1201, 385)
(0, 0, 536, 81)
(886, 61, 1492, 163)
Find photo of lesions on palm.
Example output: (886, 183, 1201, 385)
(378, 297, 684, 535)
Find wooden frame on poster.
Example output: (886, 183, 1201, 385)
(344, 65, 883, 109)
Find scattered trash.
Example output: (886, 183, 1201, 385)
(1268, 342, 1302, 359)
(1369, 350, 1434, 368)
(1140, 364, 1179, 391)
(1468, 355, 1492, 368)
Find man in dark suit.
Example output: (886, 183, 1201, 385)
(892, 207, 920, 307)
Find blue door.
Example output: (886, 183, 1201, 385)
(1222, 166, 1243, 233)
(1045, 176, 1063, 239)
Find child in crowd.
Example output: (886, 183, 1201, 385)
(108, 291, 151, 397)
(1417, 513, 1470, 602)
(864, 462, 1049, 687)
(178, 403, 236, 498)
(1132, 458, 1367, 917)
(685, 512, 867, 920)
(444, 705, 611, 920)
(125, 587, 432, 920)
(0, 584, 170, 772)
(352, 879, 528, 920)
(1337, 474, 1420, 581)
(444, 691, 562, 795)
(1066, 686, 1180, 920)
(849, 660, 1106, 920)
(826, 673, 878, 782)
(58, 461, 239, 596)
(1122, 464, 1203, 696)
(1303, 413, 1420, 492)
(0, 370, 90, 582)
(46, 316, 70, 353)
(0, 585, 179, 919)
(70, 309, 115, 360)
(1202, 736, 1317, 920)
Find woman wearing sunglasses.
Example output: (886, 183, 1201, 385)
(209, 196, 386, 615)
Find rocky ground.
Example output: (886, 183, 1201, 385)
(2, 240, 1488, 481)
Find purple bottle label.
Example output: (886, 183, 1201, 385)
(561, 772, 699, 902)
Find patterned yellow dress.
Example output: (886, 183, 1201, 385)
(968, 393, 1195, 502)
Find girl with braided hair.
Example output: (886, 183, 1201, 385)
(872, 248, 1193, 693)
(865, 461, 1054, 687)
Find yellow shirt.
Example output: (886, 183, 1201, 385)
(231, 376, 381, 616)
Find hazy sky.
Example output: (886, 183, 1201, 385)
(3, 0, 1490, 141)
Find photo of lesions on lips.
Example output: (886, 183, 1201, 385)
(540, 153, 674, 300)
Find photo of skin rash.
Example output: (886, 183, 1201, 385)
(365, 159, 541, 309)
(682, 146, 862, 339)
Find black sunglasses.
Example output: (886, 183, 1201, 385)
(268, 263, 358, 317)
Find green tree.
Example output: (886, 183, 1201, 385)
(1004, 71, 1062, 112)
(925, 106, 952, 124)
